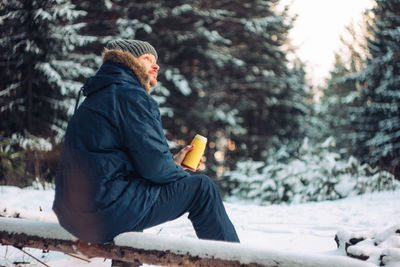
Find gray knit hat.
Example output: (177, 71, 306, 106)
(105, 39, 158, 60)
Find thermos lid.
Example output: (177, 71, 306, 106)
(194, 134, 207, 142)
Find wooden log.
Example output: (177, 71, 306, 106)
(0, 231, 255, 267)
(0, 217, 374, 267)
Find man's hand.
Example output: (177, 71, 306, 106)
(174, 145, 193, 166)
(174, 145, 203, 171)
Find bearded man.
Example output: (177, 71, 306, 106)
(53, 39, 240, 244)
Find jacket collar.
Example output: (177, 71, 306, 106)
(102, 49, 151, 93)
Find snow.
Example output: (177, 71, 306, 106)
(164, 69, 192, 96)
(242, 17, 282, 34)
(0, 186, 399, 266)
(0, 217, 76, 241)
(227, 139, 400, 205)
(114, 232, 373, 267)
(336, 224, 400, 266)
(171, 4, 192, 16)
(116, 19, 152, 38)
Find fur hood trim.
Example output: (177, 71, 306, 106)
(102, 49, 151, 93)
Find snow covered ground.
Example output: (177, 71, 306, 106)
(0, 185, 399, 266)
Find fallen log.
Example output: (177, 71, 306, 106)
(0, 217, 374, 267)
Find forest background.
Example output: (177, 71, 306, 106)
(0, 0, 399, 204)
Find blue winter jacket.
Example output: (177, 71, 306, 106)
(53, 52, 189, 243)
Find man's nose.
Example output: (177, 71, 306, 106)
(153, 64, 159, 71)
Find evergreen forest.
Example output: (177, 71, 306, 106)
(1, 0, 399, 203)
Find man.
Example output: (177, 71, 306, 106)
(53, 39, 240, 244)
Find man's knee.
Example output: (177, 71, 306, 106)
(194, 174, 219, 196)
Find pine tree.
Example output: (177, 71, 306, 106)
(210, 1, 310, 167)
(322, 55, 358, 151)
(321, 11, 372, 155)
(0, 0, 92, 140)
(353, 0, 400, 177)
(69, 0, 119, 69)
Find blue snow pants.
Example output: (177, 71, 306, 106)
(131, 174, 240, 242)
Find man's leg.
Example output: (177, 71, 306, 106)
(132, 174, 239, 242)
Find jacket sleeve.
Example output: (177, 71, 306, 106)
(118, 91, 188, 184)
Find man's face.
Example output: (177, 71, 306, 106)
(137, 53, 159, 87)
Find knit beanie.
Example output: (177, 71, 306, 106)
(105, 39, 158, 60)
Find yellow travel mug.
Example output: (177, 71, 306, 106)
(182, 134, 207, 171)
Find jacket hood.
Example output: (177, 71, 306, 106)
(82, 49, 152, 97)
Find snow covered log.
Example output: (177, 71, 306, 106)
(0, 217, 374, 267)
(335, 224, 400, 266)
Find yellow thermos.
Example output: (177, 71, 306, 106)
(182, 134, 207, 171)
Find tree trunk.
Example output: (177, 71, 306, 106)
(27, 62, 33, 133)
